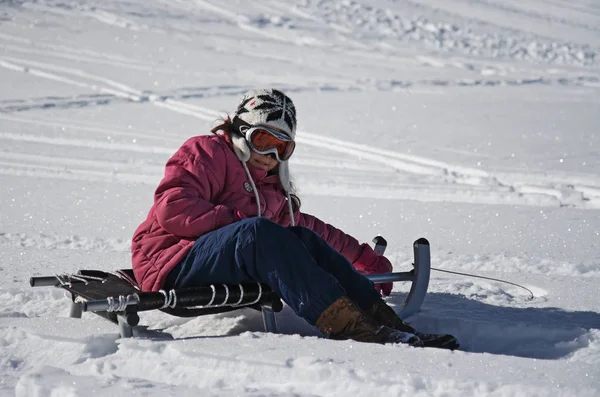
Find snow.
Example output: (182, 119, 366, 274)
(1, 0, 599, 395)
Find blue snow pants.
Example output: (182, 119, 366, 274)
(165, 217, 381, 325)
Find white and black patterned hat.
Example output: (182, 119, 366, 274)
(229, 89, 297, 193)
(233, 89, 296, 139)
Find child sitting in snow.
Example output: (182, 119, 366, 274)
(131, 88, 457, 348)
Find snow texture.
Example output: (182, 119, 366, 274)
(1, 0, 599, 396)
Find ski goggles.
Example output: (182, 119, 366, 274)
(244, 126, 295, 162)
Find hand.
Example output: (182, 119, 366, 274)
(371, 256, 393, 296)
(353, 244, 394, 296)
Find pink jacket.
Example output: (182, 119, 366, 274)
(131, 133, 377, 292)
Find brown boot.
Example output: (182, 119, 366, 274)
(316, 297, 420, 345)
(369, 300, 416, 333)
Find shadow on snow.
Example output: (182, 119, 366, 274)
(392, 291, 600, 360)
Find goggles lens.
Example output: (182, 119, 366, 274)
(246, 127, 295, 161)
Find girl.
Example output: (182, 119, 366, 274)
(131, 89, 457, 348)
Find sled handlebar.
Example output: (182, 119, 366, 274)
(30, 276, 61, 287)
(366, 271, 414, 283)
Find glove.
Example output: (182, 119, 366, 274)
(353, 244, 393, 296)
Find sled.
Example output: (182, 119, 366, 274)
(29, 237, 431, 338)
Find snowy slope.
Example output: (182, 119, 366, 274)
(1, 0, 599, 396)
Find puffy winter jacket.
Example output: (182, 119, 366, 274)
(131, 133, 373, 291)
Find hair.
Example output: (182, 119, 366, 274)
(211, 115, 301, 212)
(210, 115, 236, 136)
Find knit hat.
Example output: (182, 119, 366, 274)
(234, 88, 296, 138)
(230, 89, 297, 192)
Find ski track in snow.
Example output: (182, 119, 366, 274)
(0, 55, 598, 208)
(1, 0, 599, 209)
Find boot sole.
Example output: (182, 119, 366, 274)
(421, 335, 460, 350)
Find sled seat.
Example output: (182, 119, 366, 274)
(30, 269, 283, 338)
(29, 237, 431, 339)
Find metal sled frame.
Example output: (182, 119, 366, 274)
(29, 237, 430, 338)
(369, 237, 431, 320)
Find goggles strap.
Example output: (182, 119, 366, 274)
(232, 116, 252, 136)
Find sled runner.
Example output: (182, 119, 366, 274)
(29, 237, 431, 338)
